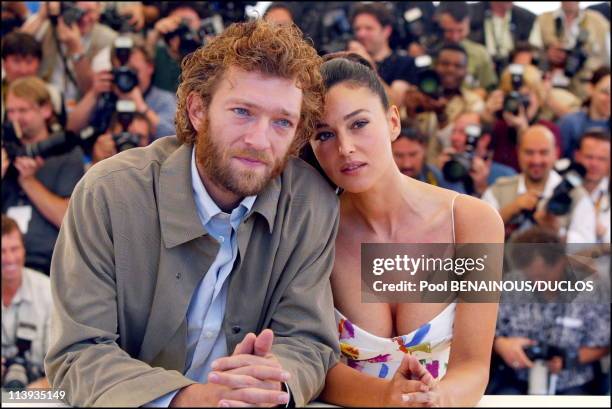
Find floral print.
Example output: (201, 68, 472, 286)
(334, 303, 456, 380)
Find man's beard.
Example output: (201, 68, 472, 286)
(195, 116, 289, 197)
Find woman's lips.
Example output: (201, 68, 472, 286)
(340, 162, 367, 174)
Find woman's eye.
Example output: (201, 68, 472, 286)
(233, 108, 250, 116)
(315, 131, 334, 142)
(351, 120, 369, 129)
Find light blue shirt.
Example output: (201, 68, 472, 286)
(147, 147, 255, 407)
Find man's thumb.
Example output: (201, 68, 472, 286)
(254, 329, 274, 357)
(233, 332, 256, 355)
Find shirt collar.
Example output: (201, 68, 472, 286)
(592, 177, 610, 200)
(190, 147, 256, 227)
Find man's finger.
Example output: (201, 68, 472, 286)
(254, 329, 274, 357)
(208, 371, 278, 390)
(212, 354, 281, 371)
(217, 399, 249, 408)
(211, 365, 290, 382)
(233, 332, 256, 356)
(225, 388, 289, 406)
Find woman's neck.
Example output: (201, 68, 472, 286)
(340, 165, 414, 238)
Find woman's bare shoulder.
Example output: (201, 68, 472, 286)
(453, 194, 504, 243)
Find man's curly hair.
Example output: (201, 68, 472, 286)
(175, 20, 324, 153)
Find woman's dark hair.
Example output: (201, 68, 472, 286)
(320, 57, 389, 110)
(590, 66, 611, 86)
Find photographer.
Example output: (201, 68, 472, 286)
(1, 31, 65, 125)
(489, 227, 610, 395)
(405, 43, 484, 162)
(146, 2, 204, 93)
(565, 131, 610, 244)
(67, 37, 176, 139)
(1, 77, 84, 275)
(528, 1, 610, 100)
(437, 111, 516, 196)
(91, 111, 153, 166)
(1, 215, 52, 390)
(467, 2, 536, 77)
(436, 1, 498, 93)
(20, 2, 118, 104)
(347, 2, 417, 107)
(487, 64, 565, 172)
(557, 67, 610, 159)
(391, 126, 464, 191)
(482, 126, 562, 239)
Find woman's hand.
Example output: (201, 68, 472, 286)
(382, 354, 436, 407)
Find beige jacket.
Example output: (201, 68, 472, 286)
(45, 137, 340, 406)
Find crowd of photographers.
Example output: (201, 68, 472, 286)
(1, 0, 609, 397)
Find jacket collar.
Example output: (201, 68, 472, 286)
(158, 142, 281, 248)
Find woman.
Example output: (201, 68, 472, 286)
(309, 57, 504, 406)
(557, 66, 610, 159)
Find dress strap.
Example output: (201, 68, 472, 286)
(451, 194, 461, 244)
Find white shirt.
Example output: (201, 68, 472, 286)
(567, 178, 610, 243)
(1, 267, 53, 370)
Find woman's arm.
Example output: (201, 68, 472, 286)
(319, 356, 435, 407)
(420, 195, 504, 406)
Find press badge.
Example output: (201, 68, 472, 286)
(7, 205, 32, 234)
(556, 316, 583, 329)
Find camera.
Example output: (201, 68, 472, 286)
(401, 7, 442, 55)
(164, 19, 204, 59)
(319, 8, 353, 55)
(61, 2, 85, 26)
(111, 100, 141, 152)
(2, 121, 80, 161)
(112, 36, 139, 94)
(546, 159, 587, 215)
(563, 30, 589, 79)
(2, 338, 42, 389)
(414, 55, 443, 100)
(100, 4, 134, 33)
(442, 124, 482, 183)
(503, 64, 530, 115)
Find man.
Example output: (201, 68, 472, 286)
(90, 112, 154, 166)
(67, 38, 177, 139)
(1, 215, 52, 389)
(566, 131, 610, 243)
(263, 2, 294, 26)
(348, 2, 416, 106)
(437, 112, 516, 196)
(405, 43, 485, 162)
(46, 20, 340, 407)
(21, 2, 118, 105)
(1, 31, 64, 125)
(436, 1, 498, 93)
(392, 126, 463, 192)
(529, 1, 610, 100)
(468, 2, 536, 76)
(1, 77, 84, 275)
(147, 2, 205, 93)
(482, 125, 562, 239)
(490, 227, 610, 395)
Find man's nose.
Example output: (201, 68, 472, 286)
(243, 118, 272, 151)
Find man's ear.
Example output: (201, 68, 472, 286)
(388, 105, 401, 142)
(186, 92, 207, 130)
(40, 102, 53, 122)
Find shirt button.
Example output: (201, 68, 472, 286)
(219, 236, 225, 243)
(231, 325, 241, 334)
(205, 331, 214, 339)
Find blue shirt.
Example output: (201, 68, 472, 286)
(147, 148, 255, 406)
(557, 110, 610, 159)
(144, 86, 178, 139)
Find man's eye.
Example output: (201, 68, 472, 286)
(274, 119, 293, 128)
(315, 131, 334, 142)
(233, 108, 250, 116)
